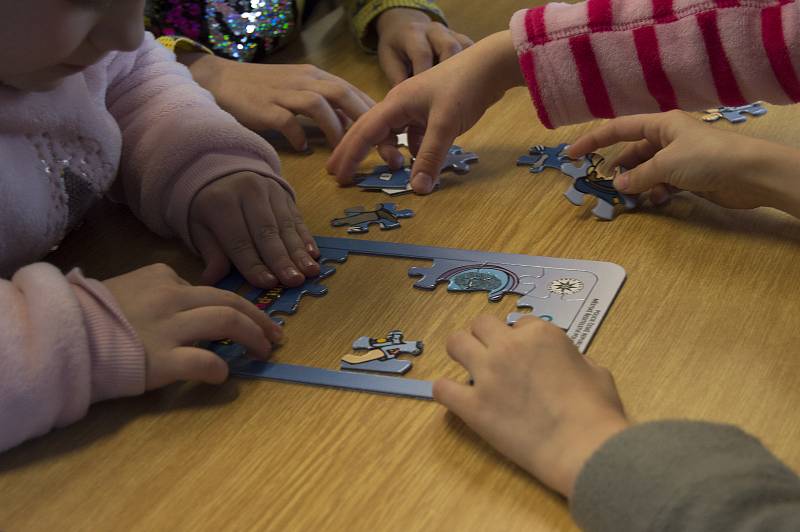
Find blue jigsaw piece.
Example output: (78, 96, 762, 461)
(440, 145, 479, 174)
(331, 203, 414, 234)
(564, 177, 637, 221)
(357, 166, 411, 190)
(516, 143, 569, 173)
(702, 102, 767, 124)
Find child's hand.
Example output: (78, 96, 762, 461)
(184, 54, 374, 151)
(434, 315, 629, 498)
(375, 8, 473, 86)
(327, 30, 523, 194)
(104, 263, 282, 389)
(189, 172, 320, 288)
(567, 110, 794, 210)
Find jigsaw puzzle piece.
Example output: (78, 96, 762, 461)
(343, 330, 424, 375)
(357, 166, 411, 190)
(331, 203, 414, 234)
(516, 143, 569, 173)
(409, 261, 544, 302)
(440, 145, 479, 174)
(702, 102, 766, 123)
(560, 153, 601, 179)
(565, 176, 637, 221)
(509, 270, 598, 329)
(267, 279, 328, 321)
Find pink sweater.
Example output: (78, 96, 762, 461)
(510, 0, 800, 128)
(0, 33, 290, 451)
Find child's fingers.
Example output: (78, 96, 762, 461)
(609, 139, 659, 170)
(470, 314, 510, 348)
(614, 157, 664, 195)
(167, 347, 229, 385)
(426, 23, 463, 61)
(259, 188, 320, 278)
(406, 33, 434, 76)
(379, 45, 411, 87)
(566, 114, 667, 158)
(377, 144, 406, 169)
(445, 329, 486, 373)
(432, 378, 481, 423)
(240, 192, 306, 287)
(327, 101, 410, 181)
(409, 108, 458, 194)
(191, 223, 233, 285)
(269, 106, 310, 152)
(307, 79, 372, 123)
(172, 286, 283, 344)
(317, 70, 377, 109)
(456, 33, 474, 49)
(173, 306, 273, 359)
(285, 198, 320, 258)
(207, 209, 282, 289)
(275, 91, 344, 148)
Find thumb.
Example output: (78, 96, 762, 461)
(170, 347, 230, 385)
(410, 110, 456, 194)
(613, 157, 668, 195)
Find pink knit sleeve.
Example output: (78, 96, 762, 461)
(104, 33, 293, 251)
(510, 0, 800, 128)
(0, 264, 144, 452)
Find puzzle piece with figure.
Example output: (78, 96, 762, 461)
(340, 330, 424, 375)
(562, 161, 637, 221)
(516, 144, 570, 173)
(330, 203, 414, 234)
(702, 102, 767, 124)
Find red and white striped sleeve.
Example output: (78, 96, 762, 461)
(510, 0, 800, 128)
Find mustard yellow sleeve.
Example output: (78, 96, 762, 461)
(154, 35, 214, 56)
(343, 0, 447, 52)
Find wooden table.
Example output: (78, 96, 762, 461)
(2, 1, 800, 530)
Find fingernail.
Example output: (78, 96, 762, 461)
(391, 152, 405, 168)
(414, 172, 433, 193)
(284, 267, 302, 280)
(615, 173, 629, 191)
(270, 326, 284, 343)
(306, 243, 319, 256)
(300, 142, 309, 152)
(301, 257, 317, 269)
(261, 272, 277, 287)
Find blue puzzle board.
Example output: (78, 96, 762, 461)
(211, 237, 627, 399)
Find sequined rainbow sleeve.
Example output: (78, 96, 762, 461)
(344, 0, 446, 52)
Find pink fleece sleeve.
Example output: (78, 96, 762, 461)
(510, 0, 800, 128)
(0, 264, 144, 452)
(105, 33, 293, 250)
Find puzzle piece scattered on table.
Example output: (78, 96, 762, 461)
(560, 152, 604, 179)
(440, 145, 479, 174)
(564, 165, 637, 221)
(357, 166, 411, 190)
(330, 203, 414, 233)
(516, 143, 569, 173)
(702, 102, 767, 124)
(340, 330, 424, 375)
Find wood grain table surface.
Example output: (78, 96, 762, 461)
(2, 1, 800, 530)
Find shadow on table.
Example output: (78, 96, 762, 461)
(0, 380, 240, 473)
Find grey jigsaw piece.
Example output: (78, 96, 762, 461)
(409, 259, 545, 301)
(331, 203, 414, 234)
(352, 330, 423, 355)
(560, 157, 596, 179)
(267, 280, 328, 321)
(341, 359, 413, 375)
(228, 359, 433, 399)
(512, 269, 598, 328)
(440, 145, 479, 174)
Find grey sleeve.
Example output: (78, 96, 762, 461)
(571, 420, 800, 532)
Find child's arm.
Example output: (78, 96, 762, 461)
(105, 33, 320, 289)
(0, 263, 279, 452)
(0, 264, 144, 452)
(511, 0, 800, 128)
(435, 316, 800, 530)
